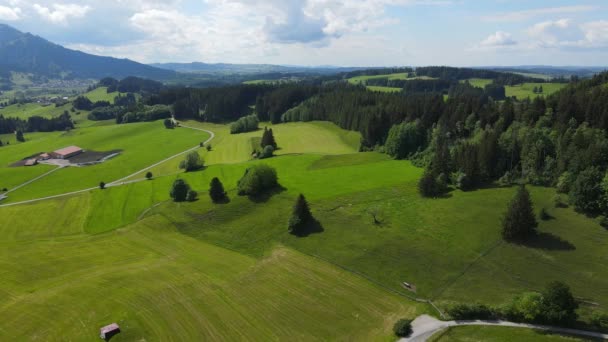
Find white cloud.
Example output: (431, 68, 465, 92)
(479, 31, 516, 47)
(0, 5, 21, 20)
(33, 3, 90, 24)
(525, 19, 608, 49)
(482, 5, 596, 23)
(580, 20, 608, 47)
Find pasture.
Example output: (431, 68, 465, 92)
(505, 82, 567, 100)
(0, 120, 606, 339)
(83, 86, 119, 103)
(465, 78, 492, 88)
(0, 121, 208, 202)
(0, 213, 422, 341)
(429, 326, 593, 341)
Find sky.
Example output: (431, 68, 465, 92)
(0, 0, 607, 66)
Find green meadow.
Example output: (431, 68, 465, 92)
(429, 326, 593, 342)
(0, 119, 606, 339)
(0, 121, 208, 201)
(505, 82, 567, 100)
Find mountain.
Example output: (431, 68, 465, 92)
(151, 61, 373, 75)
(0, 24, 175, 80)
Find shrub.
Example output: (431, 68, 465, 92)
(206, 144, 212, 151)
(447, 303, 495, 320)
(539, 208, 550, 220)
(419, 171, 441, 197)
(541, 281, 578, 325)
(259, 145, 274, 159)
(556, 172, 574, 194)
(237, 164, 278, 196)
(170, 179, 190, 202)
(179, 151, 204, 172)
(453, 171, 472, 191)
(553, 194, 568, 208)
(99, 181, 106, 190)
(145, 171, 153, 180)
(598, 216, 608, 229)
(186, 190, 198, 202)
(590, 312, 608, 330)
(164, 118, 174, 129)
(392, 319, 412, 337)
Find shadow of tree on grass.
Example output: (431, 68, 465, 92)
(519, 232, 575, 251)
(290, 218, 325, 238)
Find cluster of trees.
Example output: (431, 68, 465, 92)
(533, 85, 544, 94)
(414, 66, 544, 85)
(255, 84, 318, 123)
(98, 76, 163, 93)
(230, 114, 259, 134)
(118, 104, 172, 123)
(170, 179, 198, 202)
(0, 112, 73, 134)
(179, 151, 204, 172)
(73, 96, 110, 111)
(237, 164, 278, 196)
(256, 127, 278, 159)
(447, 281, 579, 327)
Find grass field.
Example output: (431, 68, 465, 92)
(505, 82, 567, 100)
(347, 72, 436, 92)
(0, 212, 423, 340)
(83, 86, 119, 103)
(0, 120, 606, 339)
(0, 121, 208, 202)
(465, 78, 493, 88)
(429, 326, 593, 341)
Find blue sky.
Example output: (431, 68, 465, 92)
(0, 0, 607, 66)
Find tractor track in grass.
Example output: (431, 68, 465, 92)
(0, 125, 214, 208)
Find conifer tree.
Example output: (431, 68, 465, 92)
(209, 177, 227, 203)
(170, 179, 190, 202)
(502, 185, 538, 241)
(288, 194, 313, 235)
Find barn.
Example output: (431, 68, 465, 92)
(52, 146, 83, 159)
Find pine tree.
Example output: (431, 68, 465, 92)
(502, 185, 538, 241)
(418, 170, 440, 197)
(288, 194, 313, 235)
(538, 85, 544, 94)
(15, 130, 24, 142)
(260, 127, 278, 149)
(209, 177, 227, 203)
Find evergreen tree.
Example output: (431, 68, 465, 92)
(209, 177, 227, 203)
(418, 170, 440, 198)
(15, 130, 24, 142)
(538, 85, 544, 94)
(261, 127, 277, 149)
(502, 185, 538, 241)
(533, 86, 539, 94)
(288, 194, 313, 235)
(170, 179, 190, 202)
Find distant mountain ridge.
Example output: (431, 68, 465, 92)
(150, 61, 375, 75)
(0, 24, 175, 80)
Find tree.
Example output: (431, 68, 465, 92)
(539, 85, 544, 94)
(419, 170, 441, 197)
(99, 181, 106, 190)
(288, 194, 313, 235)
(163, 118, 174, 129)
(541, 281, 578, 325)
(392, 319, 412, 337)
(145, 171, 153, 180)
(15, 130, 24, 142)
(170, 179, 190, 202)
(179, 151, 203, 172)
(261, 127, 277, 149)
(569, 167, 603, 215)
(502, 185, 538, 241)
(206, 144, 212, 151)
(209, 177, 227, 203)
(533, 86, 539, 94)
(186, 189, 198, 202)
(237, 164, 278, 196)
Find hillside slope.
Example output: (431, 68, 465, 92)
(0, 24, 175, 80)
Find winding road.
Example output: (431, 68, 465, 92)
(401, 315, 608, 341)
(0, 124, 214, 208)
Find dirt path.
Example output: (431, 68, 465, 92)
(401, 315, 608, 342)
(0, 125, 214, 207)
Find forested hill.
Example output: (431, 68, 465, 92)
(142, 70, 608, 219)
(0, 24, 175, 80)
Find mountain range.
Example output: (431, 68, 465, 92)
(0, 24, 175, 80)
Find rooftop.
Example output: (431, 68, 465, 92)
(53, 146, 82, 156)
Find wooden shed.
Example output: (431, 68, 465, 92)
(99, 323, 120, 340)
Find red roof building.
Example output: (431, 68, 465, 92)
(52, 146, 83, 159)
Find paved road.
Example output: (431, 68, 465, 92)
(0, 124, 214, 207)
(401, 315, 608, 341)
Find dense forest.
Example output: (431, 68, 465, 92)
(0, 112, 73, 134)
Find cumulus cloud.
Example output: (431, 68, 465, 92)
(33, 3, 90, 24)
(526, 19, 608, 49)
(0, 5, 20, 20)
(479, 31, 516, 47)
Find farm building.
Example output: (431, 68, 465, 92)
(24, 158, 38, 166)
(99, 323, 120, 340)
(38, 153, 50, 160)
(51, 146, 83, 159)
